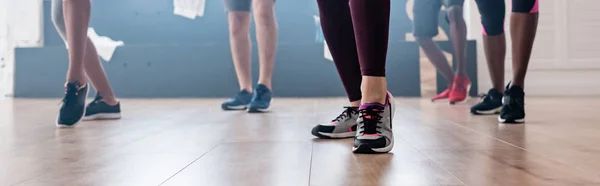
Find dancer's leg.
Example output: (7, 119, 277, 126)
(413, 0, 455, 101)
(510, 0, 539, 88)
(311, 0, 362, 139)
(52, 0, 121, 124)
(499, 0, 539, 123)
(470, 0, 506, 115)
(54, 0, 90, 127)
(349, 0, 394, 153)
(222, 0, 253, 110)
(444, 0, 470, 104)
(252, 0, 277, 89)
(247, 0, 278, 113)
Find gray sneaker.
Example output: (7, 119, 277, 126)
(352, 92, 395, 153)
(311, 107, 359, 139)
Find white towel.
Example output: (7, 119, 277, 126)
(64, 27, 124, 62)
(87, 28, 124, 62)
(174, 0, 206, 19)
(324, 42, 333, 62)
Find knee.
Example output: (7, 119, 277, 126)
(445, 6, 464, 23)
(228, 12, 251, 37)
(252, 3, 276, 27)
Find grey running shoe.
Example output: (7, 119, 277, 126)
(353, 92, 395, 154)
(311, 107, 359, 139)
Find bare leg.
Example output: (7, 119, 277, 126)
(253, 0, 278, 89)
(416, 37, 454, 82)
(350, 100, 360, 107)
(349, 0, 391, 105)
(63, 0, 90, 84)
(228, 11, 253, 92)
(510, 13, 538, 88)
(83, 39, 118, 105)
(446, 5, 467, 76)
(483, 34, 506, 92)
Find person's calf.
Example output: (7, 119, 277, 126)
(416, 37, 455, 82)
(510, 0, 539, 88)
(253, 0, 277, 90)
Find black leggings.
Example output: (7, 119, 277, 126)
(317, 0, 390, 102)
(476, 0, 539, 36)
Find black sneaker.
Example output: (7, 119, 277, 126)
(499, 83, 525, 123)
(56, 82, 88, 127)
(82, 94, 122, 121)
(311, 107, 359, 139)
(470, 88, 503, 115)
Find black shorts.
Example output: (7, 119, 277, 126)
(224, 0, 276, 12)
(412, 0, 464, 38)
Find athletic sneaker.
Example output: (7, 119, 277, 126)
(470, 88, 503, 115)
(353, 92, 395, 154)
(247, 84, 272, 113)
(431, 84, 452, 102)
(56, 82, 88, 127)
(82, 94, 122, 121)
(499, 83, 525, 123)
(311, 107, 359, 139)
(449, 75, 470, 104)
(221, 89, 252, 110)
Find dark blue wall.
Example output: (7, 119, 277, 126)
(15, 0, 474, 98)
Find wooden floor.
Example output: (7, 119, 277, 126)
(2, 97, 600, 186)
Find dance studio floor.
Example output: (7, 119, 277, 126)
(2, 97, 600, 186)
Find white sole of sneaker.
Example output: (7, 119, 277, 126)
(223, 105, 248, 110)
(319, 131, 356, 138)
(247, 105, 271, 113)
(474, 107, 501, 115)
(55, 86, 89, 128)
(82, 113, 122, 121)
(372, 137, 395, 153)
(498, 116, 525, 123)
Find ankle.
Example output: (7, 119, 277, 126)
(361, 92, 387, 105)
(257, 81, 272, 90)
(350, 100, 361, 107)
(240, 85, 253, 93)
(103, 99, 119, 106)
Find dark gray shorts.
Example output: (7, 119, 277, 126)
(224, 0, 275, 12)
(412, 0, 464, 38)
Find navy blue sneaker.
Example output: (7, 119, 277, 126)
(83, 93, 122, 121)
(247, 84, 272, 113)
(56, 82, 88, 127)
(222, 89, 252, 110)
